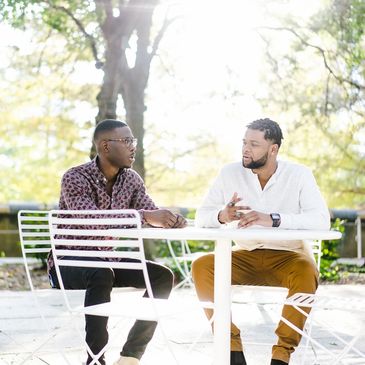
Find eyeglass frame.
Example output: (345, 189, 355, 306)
(104, 137, 138, 148)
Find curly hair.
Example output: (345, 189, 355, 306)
(246, 118, 283, 147)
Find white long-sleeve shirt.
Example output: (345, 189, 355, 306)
(195, 160, 330, 254)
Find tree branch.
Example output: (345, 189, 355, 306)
(313, 117, 356, 162)
(45, 0, 101, 65)
(149, 14, 180, 62)
(338, 188, 365, 195)
(258, 26, 365, 90)
(256, 30, 290, 110)
(324, 73, 330, 116)
(36, 28, 53, 74)
(147, 141, 215, 185)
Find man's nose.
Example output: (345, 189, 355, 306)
(242, 145, 250, 153)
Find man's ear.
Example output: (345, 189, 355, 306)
(99, 140, 109, 153)
(271, 144, 279, 155)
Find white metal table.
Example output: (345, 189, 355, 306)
(120, 226, 342, 365)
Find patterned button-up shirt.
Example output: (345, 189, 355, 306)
(47, 158, 158, 272)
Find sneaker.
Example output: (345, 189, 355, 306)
(270, 360, 288, 365)
(113, 356, 139, 365)
(231, 351, 247, 365)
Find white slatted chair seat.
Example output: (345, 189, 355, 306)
(286, 292, 365, 311)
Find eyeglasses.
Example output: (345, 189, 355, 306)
(105, 138, 138, 148)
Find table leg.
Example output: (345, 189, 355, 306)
(213, 238, 232, 365)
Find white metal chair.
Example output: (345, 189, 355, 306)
(308, 240, 322, 272)
(17, 210, 76, 364)
(166, 239, 208, 289)
(229, 240, 323, 364)
(283, 292, 365, 364)
(166, 232, 323, 360)
(164, 219, 207, 289)
(18, 210, 50, 292)
(48, 209, 202, 365)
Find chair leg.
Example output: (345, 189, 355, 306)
(154, 316, 180, 364)
(305, 312, 365, 359)
(166, 240, 194, 289)
(331, 329, 365, 365)
(299, 308, 317, 365)
(281, 306, 365, 363)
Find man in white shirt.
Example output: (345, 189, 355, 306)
(192, 118, 330, 365)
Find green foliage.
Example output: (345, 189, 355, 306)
(319, 258, 341, 281)
(0, 26, 98, 204)
(339, 264, 365, 274)
(156, 237, 214, 284)
(144, 125, 231, 207)
(320, 218, 346, 281)
(153, 208, 214, 283)
(258, 0, 365, 209)
(321, 218, 345, 260)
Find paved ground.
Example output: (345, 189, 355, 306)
(1, 285, 365, 365)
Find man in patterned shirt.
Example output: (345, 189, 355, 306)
(47, 119, 186, 365)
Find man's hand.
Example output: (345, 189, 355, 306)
(237, 210, 272, 228)
(172, 214, 187, 228)
(144, 209, 187, 228)
(218, 192, 251, 224)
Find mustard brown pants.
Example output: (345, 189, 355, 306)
(191, 249, 319, 364)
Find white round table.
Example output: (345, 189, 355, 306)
(118, 227, 342, 365)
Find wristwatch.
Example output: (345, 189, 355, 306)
(270, 213, 281, 227)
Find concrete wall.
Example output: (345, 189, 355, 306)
(0, 204, 57, 257)
(336, 220, 365, 258)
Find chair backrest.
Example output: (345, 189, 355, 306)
(307, 240, 322, 271)
(18, 210, 50, 291)
(48, 209, 152, 310)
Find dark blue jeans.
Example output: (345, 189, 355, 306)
(49, 258, 174, 365)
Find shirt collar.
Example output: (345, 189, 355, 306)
(244, 160, 282, 186)
(91, 157, 126, 185)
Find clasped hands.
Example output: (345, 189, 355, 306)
(218, 192, 272, 228)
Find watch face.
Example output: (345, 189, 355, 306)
(271, 213, 281, 227)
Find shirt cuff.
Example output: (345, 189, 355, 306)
(279, 213, 293, 229)
(138, 210, 147, 225)
(213, 209, 225, 226)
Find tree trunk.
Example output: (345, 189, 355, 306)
(124, 77, 146, 180)
(90, 0, 159, 180)
(90, 18, 124, 159)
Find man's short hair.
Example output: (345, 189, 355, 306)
(247, 118, 283, 147)
(93, 119, 128, 142)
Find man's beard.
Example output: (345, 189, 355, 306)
(242, 152, 268, 169)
